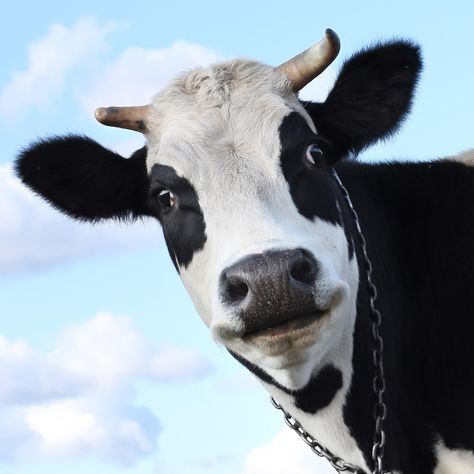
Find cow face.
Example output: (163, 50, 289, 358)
(16, 38, 421, 394)
(141, 61, 358, 389)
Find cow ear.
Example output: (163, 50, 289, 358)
(305, 40, 422, 157)
(15, 135, 150, 222)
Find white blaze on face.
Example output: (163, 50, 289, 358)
(143, 59, 359, 392)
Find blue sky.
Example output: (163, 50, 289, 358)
(0, 2, 473, 474)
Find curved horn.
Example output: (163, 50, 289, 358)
(94, 105, 151, 132)
(278, 29, 340, 92)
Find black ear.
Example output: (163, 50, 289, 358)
(305, 40, 422, 157)
(15, 135, 150, 222)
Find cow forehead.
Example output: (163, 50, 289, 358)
(143, 59, 315, 177)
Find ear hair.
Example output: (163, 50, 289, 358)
(305, 40, 422, 158)
(15, 135, 151, 222)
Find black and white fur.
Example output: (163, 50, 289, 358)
(15, 39, 474, 473)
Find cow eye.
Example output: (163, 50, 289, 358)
(157, 189, 177, 211)
(305, 144, 324, 165)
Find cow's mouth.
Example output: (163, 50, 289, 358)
(242, 310, 326, 342)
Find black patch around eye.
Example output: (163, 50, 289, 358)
(279, 112, 341, 225)
(149, 164, 207, 270)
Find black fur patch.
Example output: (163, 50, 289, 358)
(279, 112, 342, 225)
(15, 135, 150, 222)
(148, 164, 207, 270)
(279, 112, 353, 258)
(293, 366, 343, 413)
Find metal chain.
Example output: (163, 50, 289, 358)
(270, 170, 392, 474)
(332, 170, 389, 474)
(271, 397, 362, 473)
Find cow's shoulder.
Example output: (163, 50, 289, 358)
(335, 153, 474, 198)
(445, 149, 474, 167)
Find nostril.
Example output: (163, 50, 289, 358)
(290, 251, 318, 286)
(223, 275, 249, 305)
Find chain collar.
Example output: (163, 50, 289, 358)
(271, 397, 362, 473)
(270, 170, 391, 474)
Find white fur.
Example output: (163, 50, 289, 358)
(143, 59, 365, 466)
(435, 440, 474, 474)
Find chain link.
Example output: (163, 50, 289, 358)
(332, 170, 389, 474)
(270, 170, 393, 474)
(271, 397, 362, 473)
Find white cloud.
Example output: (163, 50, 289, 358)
(0, 408, 39, 461)
(22, 396, 159, 464)
(80, 41, 220, 113)
(243, 428, 336, 474)
(0, 16, 219, 121)
(50, 313, 212, 388)
(0, 164, 159, 273)
(149, 344, 215, 382)
(0, 313, 212, 463)
(0, 16, 117, 120)
(0, 336, 81, 404)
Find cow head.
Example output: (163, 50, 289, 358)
(16, 32, 421, 395)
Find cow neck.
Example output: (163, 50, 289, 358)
(333, 170, 389, 474)
(271, 169, 391, 474)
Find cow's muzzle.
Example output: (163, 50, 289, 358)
(218, 248, 326, 338)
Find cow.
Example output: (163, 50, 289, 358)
(15, 29, 474, 474)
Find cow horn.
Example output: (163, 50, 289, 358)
(94, 105, 151, 132)
(277, 29, 340, 91)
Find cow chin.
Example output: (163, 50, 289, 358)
(212, 280, 353, 389)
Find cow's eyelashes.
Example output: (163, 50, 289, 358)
(305, 143, 324, 166)
(156, 188, 177, 212)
